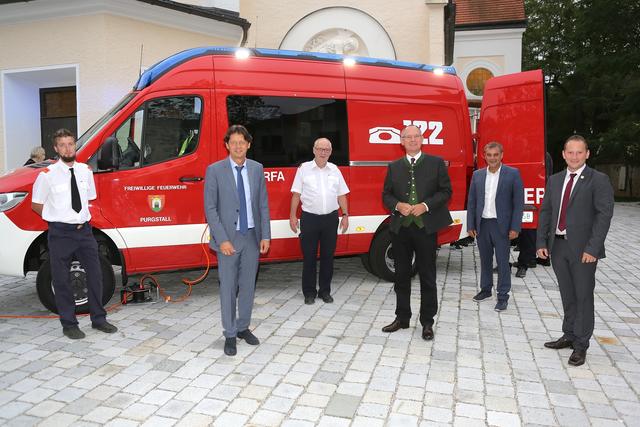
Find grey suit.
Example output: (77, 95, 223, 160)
(537, 166, 613, 350)
(204, 157, 270, 338)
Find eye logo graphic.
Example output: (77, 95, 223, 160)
(148, 195, 165, 213)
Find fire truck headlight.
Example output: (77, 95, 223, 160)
(0, 192, 27, 212)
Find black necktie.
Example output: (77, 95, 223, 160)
(70, 168, 81, 213)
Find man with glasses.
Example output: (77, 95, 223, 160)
(290, 138, 349, 305)
(381, 125, 452, 340)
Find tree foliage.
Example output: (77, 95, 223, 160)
(522, 0, 640, 168)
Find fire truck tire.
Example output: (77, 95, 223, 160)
(360, 253, 375, 275)
(36, 255, 116, 314)
(369, 228, 417, 283)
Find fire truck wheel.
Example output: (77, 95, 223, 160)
(360, 253, 376, 275)
(369, 228, 417, 282)
(36, 255, 116, 314)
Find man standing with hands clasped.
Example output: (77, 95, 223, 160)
(31, 129, 117, 339)
(290, 138, 349, 305)
(381, 125, 452, 341)
(467, 142, 524, 311)
(204, 125, 271, 356)
(537, 135, 614, 366)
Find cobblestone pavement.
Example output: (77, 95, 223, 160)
(1, 203, 639, 427)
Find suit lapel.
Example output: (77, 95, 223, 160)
(224, 157, 240, 204)
(478, 168, 487, 209)
(569, 166, 590, 204)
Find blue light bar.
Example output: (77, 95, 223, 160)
(134, 47, 457, 91)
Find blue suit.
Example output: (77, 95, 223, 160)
(467, 165, 524, 301)
(204, 157, 270, 338)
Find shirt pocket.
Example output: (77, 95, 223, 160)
(328, 175, 339, 192)
(50, 183, 70, 207)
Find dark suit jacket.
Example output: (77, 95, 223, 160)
(382, 153, 453, 235)
(467, 165, 524, 236)
(204, 157, 271, 251)
(536, 166, 613, 259)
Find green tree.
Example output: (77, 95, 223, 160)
(522, 0, 640, 182)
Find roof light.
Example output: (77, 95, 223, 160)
(433, 67, 444, 76)
(235, 48, 251, 59)
(343, 57, 356, 67)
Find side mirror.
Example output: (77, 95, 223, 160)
(97, 136, 121, 170)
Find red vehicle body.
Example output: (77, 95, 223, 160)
(0, 47, 546, 312)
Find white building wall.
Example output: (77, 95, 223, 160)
(453, 27, 526, 101)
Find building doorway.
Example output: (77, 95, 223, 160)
(40, 86, 77, 159)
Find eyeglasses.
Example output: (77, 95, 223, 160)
(314, 147, 332, 152)
(401, 134, 422, 140)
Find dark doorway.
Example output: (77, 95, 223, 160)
(40, 86, 77, 158)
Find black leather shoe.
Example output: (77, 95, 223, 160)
(237, 329, 259, 345)
(568, 349, 586, 366)
(422, 326, 434, 341)
(320, 294, 334, 303)
(382, 319, 410, 333)
(224, 337, 237, 356)
(63, 326, 85, 340)
(304, 296, 315, 305)
(515, 266, 527, 278)
(544, 336, 574, 349)
(92, 321, 118, 333)
(473, 290, 492, 302)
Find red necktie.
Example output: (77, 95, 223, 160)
(557, 173, 576, 232)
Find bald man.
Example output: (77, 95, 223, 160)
(290, 138, 349, 305)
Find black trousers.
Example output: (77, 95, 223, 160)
(517, 228, 537, 267)
(551, 237, 597, 351)
(391, 223, 438, 326)
(48, 222, 106, 328)
(300, 210, 338, 298)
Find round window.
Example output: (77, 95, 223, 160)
(466, 67, 494, 96)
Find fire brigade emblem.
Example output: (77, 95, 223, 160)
(148, 195, 165, 213)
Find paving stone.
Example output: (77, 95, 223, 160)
(1, 205, 640, 425)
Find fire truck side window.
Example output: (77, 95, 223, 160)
(141, 96, 202, 166)
(226, 96, 349, 167)
(111, 96, 202, 169)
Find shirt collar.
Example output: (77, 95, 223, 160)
(487, 164, 501, 175)
(566, 164, 586, 178)
(406, 152, 422, 163)
(229, 156, 246, 169)
(55, 159, 76, 170)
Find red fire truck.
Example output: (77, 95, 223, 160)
(0, 47, 546, 313)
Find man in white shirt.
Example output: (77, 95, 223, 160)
(31, 129, 117, 339)
(467, 142, 524, 311)
(290, 138, 349, 304)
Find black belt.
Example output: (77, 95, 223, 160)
(555, 234, 567, 240)
(48, 221, 89, 230)
(302, 210, 338, 217)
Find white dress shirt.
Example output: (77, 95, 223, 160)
(229, 157, 255, 230)
(482, 165, 501, 219)
(555, 164, 586, 234)
(291, 160, 349, 215)
(32, 160, 96, 224)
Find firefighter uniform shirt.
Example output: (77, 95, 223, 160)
(291, 160, 349, 215)
(32, 160, 96, 224)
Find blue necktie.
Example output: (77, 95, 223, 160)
(235, 165, 248, 235)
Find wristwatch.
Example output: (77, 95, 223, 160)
(342, 213, 348, 217)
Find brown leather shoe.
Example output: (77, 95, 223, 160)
(422, 325, 434, 341)
(544, 336, 574, 349)
(568, 349, 586, 366)
(382, 319, 409, 333)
